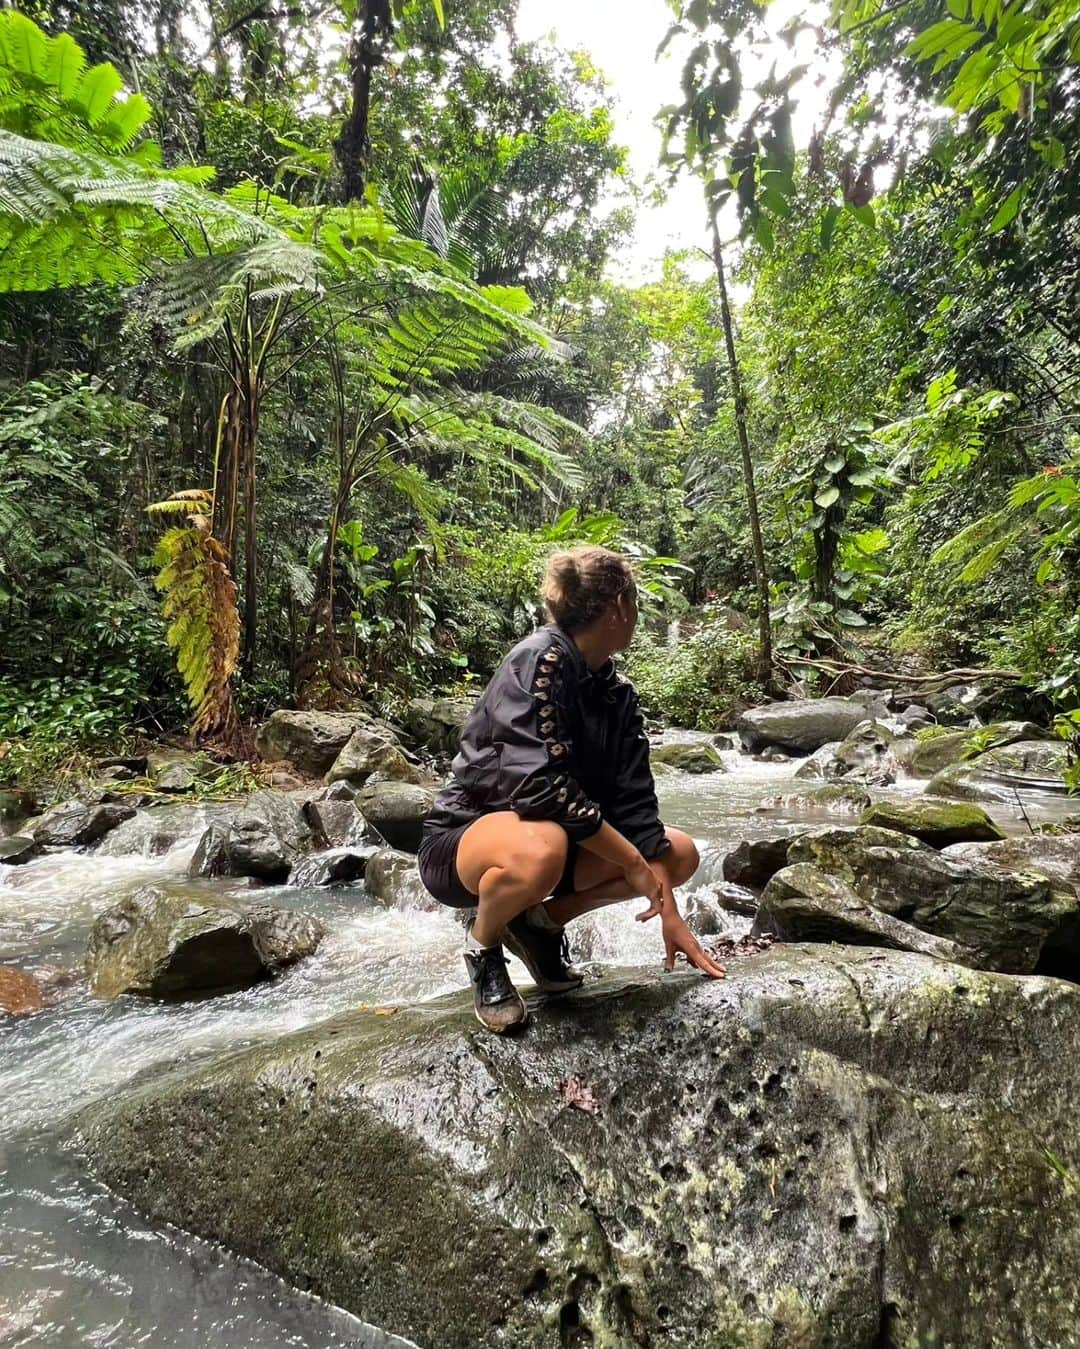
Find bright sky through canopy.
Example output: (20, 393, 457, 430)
(516, 0, 837, 283)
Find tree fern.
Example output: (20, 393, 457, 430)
(149, 491, 240, 744)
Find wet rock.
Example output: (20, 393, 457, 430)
(943, 833, 1080, 896)
(356, 782, 436, 854)
(736, 697, 867, 754)
(650, 742, 726, 774)
(289, 848, 374, 888)
(651, 760, 677, 777)
(759, 746, 792, 763)
(756, 865, 976, 964)
(910, 722, 1052, 779)
(31, 798, 137, 848)
(892, 737, 919, 774)
(326, 728, 422, 788)
(303, 797, 365, 849)
(722, 834, 800, 890)
(832, 719, 897, 785)
(859, 801, 1005, 849)
(710, 733, 735, 752)
(98, 803, 230, 859)
(402, 697, 474, 755)
(79, 951, 1080, 1349)
(0, 788, 35, 836)
(188, 792, 312, 883)
(792, 742, 841, 781)
(898, 703, 934, 731)
(0, 965, 46, 1016)
(365, 848, 436, 911)
(926, 740, 1070, 804)
(255, 710, 374, 777)
(788, 825, 1074, 972)
(0, 834, 41, 865)
(146, 750, 204, 794)
(847, 688, 893, 719)
(760, 782, 872, 815)
(86, 884, 324, 999)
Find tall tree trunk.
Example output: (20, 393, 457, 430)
(710, 214, 773, 684)
(335, 1, 394, 204)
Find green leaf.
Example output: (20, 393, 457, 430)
(987, 183, 1024, 233)
(815, 485, 840, 508)
(43, 32, 86, 98)
(75, 63, 124, 126)
(819, 203, 841, 252)
(836, 609, 868, 626)
(824, 452, 846, 472)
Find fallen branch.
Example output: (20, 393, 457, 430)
(778, 656, 1024, 700)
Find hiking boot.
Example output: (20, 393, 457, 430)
(463, 942, 528, 1034)
(502, 906, 584, 994)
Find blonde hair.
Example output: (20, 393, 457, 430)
(541, 546, 635, 632)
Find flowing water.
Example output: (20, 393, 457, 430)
(1, 739, 1073, 1347)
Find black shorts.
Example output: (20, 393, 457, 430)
(417, 822, 579, 910)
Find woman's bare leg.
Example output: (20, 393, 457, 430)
(455, 812, 568, 947)
(545, 828, 699, 926)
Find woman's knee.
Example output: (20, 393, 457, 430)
(663, 828, 699, 885)
(503, 824, 567, 894)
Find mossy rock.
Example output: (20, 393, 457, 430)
(651, 742, 725, 774)
(79, 952, 1080, 1348)
(859, 801, 1006, 849)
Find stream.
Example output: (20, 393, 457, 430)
(1, 739, 1074, 1347)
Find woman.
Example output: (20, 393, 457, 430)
(418, 545, 725, 1033)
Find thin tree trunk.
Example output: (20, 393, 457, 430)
(335, 1, 394, 204)
(710, 214, 773, 683)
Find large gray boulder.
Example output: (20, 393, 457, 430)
(79, 951, 1080, 1349)
(86, 885, 324, 999)
(943, 832, 1080, 896)
(357, 782, 435, 854)
(364, 847, 437, 910)
(722, 833, 802, 890)
(910, 722, 1052, 779)
(255, 710, 374, 777)
(788, 825, 1076, 972)
(756, 865, 976, 965)
(188, 792, 312, 883)
(402, 697, 474, 755)
(325, 727, 422, 787)
(792, 741, 842, 780)
(760, 782, 872, 815)
(736, 698, 867, 754)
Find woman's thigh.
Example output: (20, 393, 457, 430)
(454, 811, 569, 897)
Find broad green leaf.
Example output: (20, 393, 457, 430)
(76, 63, 124, 126)
(43, 32, 85, 97)
(815, 485, 840, 508)
(824, 452, 845, 472)
(819, 203, 841, 252)
(836, 609, 868, 626)
(987, 183, 1024, 233)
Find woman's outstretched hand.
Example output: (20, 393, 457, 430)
(635, 873, 726, 980)
(661, 908, 726, 979)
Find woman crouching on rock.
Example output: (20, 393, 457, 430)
(418, 545, 725, 1033)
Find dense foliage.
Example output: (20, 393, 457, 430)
(0, 0, 1076, 776)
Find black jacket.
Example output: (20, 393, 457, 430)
(422, 624, 669, 860)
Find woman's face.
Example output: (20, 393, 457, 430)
(611, 585, 638, 650)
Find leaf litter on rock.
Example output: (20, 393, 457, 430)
(558, 1076, 598, 1114)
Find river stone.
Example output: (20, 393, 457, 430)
(925, 740, 1069, 805)
(858, 801, 1005, 849)
(288, 847, 374, 888)
(650, 742, 725, 774)
(31, 798, 137, 848)
(0, 834, 40, 865)
(943, 833, 1080, 896)
(402, 697, 474, 754)
(910, 722, 1051, 779)
(365, 847, 437, 910)
(897, 704, 933, 731)
(303, 797, 364, 849)
(756, 865, 976, 965)
(832, 719, 897, 785)
(255, 710, 374, 777)
(710, 733, 735, 751)
(846, 688, 893, 719)
(188, 792, 312, 883)
(722, 834, 802, 890)
(736, 698, 867, 754)
(787, 825, 1073, 972)
(761, 782, 872, 815)
(0, 788, 33, 836)
(325, 728, 422, 788)
(78, 951, 1080, 1349)
(86, 885, 324, 999)
(792, 742, 841, 781)
(356, 782, 435, 854)
(0, 965, 46, 1016)
(145, 750, 205, 793)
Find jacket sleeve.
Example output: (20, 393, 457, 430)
(605, 680, 670, 861)
(493, 641, 604, 843)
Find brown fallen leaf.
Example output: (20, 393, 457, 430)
(702, 933, 775, 963)
(558, 1076, 598, 1114)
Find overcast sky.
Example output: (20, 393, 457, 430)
(515, 0, 834, 284)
